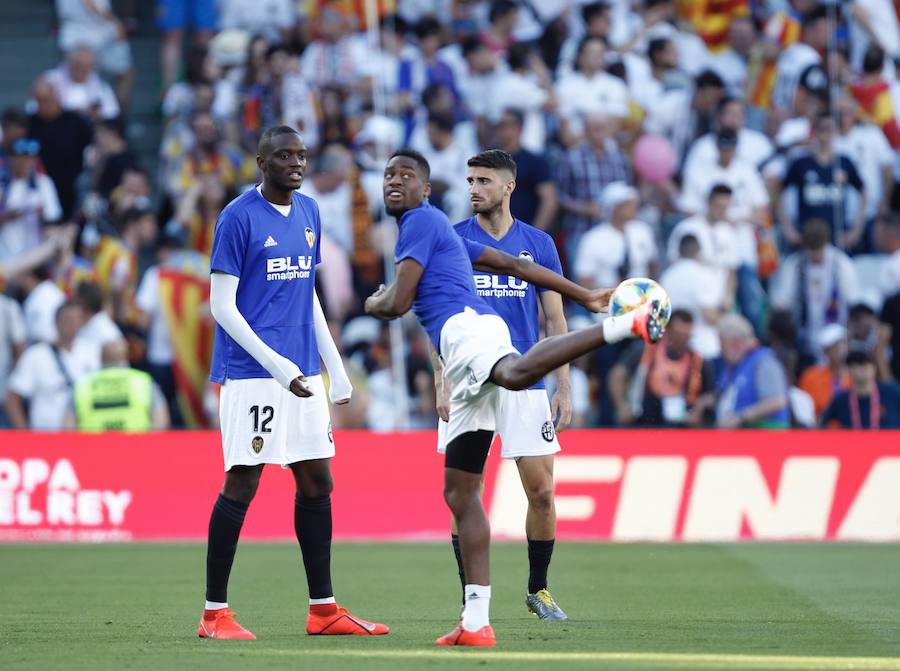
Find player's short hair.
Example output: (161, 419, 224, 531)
(582, 2, 610, 24)
(670, 308, 693, 324)
(678, 234, 701, 259)
(389, 148, 431, 180)
(694, 69, 725, 90)
(467, 149, 517, 178)
(258, 125, 301, 154)
(708, 183, 733, 199)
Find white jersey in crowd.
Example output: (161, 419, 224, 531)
(0, 295, 26, 399)
(574, 219, 658, 289)
(0, 174, 62, 262)
(680, 157, 769, 222)
(660, 258, 727, 359)
(23, 280, 66, 344)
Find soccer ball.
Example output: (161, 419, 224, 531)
(609, 277, 671, 329)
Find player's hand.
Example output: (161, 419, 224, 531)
(435, 374, 451, 423)
(364, 284, 387, 317)
(551, 387, 572, 432)
(580, 287, 614, 313)
(289, 375, 313, 398)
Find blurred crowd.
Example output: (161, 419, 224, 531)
(2, 0, 900, 431)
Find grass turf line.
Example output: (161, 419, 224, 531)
(0, 543, 898, 670)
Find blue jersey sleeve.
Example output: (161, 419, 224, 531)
(209, 208, 247, 277)
(395, 211, 438, 268)
(536, 235, 564, 293)
(463, 237, 486, 265)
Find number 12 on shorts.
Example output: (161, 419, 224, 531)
(250, 405, 274, 433)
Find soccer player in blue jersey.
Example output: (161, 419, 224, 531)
(435, 149, 570, 621)
(365, 148, 665, 647)
(199, 126, 388, 640)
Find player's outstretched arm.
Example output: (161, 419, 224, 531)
(210, 272, 312, 396)
(471, 245, 614, 313)
(312, 290, 352, 404)
(364, 258, 424, 320)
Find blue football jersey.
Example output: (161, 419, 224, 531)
(454, 217, 563, 390)
(209, 188, 322, 383)
(394, 202, 495, 350)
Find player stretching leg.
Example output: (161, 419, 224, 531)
(198, 126, 388, 640)
(435, 150, 569, 620)
(365, 149, 664, 647)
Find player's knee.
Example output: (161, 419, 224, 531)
(222, 472, 260, 504)
(301, 472, 333, 498)
(526, 485, 555, 515)
(443, 480, 479, 513)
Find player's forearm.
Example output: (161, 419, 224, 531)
(510, 256, 591, 303)
(739, 396, 787, 424)
(544, 299, 570, 385)
(313, 291, 352, 402)
(364, 286, 408, 320)
(210, 273, 301, 388)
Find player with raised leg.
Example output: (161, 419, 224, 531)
(198, 126, 388, 640)
(435, 150, 570, 620)
(365, 149, 665, 646)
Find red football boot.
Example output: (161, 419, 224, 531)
(435, 624, 496, 647)
(306, 604, 389, 635)
(197, 609, 256, 640)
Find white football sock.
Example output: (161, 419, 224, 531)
(205, 601, 228, 611)
(462, 584, 491, 631)
(602, 312, 636, 344)
(309, 596, 337, 605)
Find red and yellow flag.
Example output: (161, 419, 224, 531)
(677, 0, 749, 52)
(850, 79, 900, 149)
(158, 253, 214, 428)
(746, 11, 801, 108)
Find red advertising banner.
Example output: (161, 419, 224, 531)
(0, 430, 898, 542)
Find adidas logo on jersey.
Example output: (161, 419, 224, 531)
(264, 235, 278, 248)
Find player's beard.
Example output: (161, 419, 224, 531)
(385, 202, 409, 218)
(472, 197, 502, 217)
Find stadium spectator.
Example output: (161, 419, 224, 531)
(408, 82, 478, 159)
(44, 46, 120, 121)
(0, 292, 26, 427)
(158, 0, 218, 92)
(556, 113, 631, 254)
(55, 0, 134, 107)
(680, 129, 769, 226)
(773, 4, 827, 115)
(218, 0, 295, 45)
(27, 78, 93, 221)
(18, 263, 66, 344)
(847, 303, 891, 378)
(660, 234, 727, 359)
(488, 43, 555, 154)
(265, 44, 320, 153)
(300, 8, 361, 89)
(681, 97, 774, 184)
(645, 69, 726, 168)
(775, 112, 867, 249)
(480, 0, 519, 55)
(555, 37, 630, 146)
(574, 182, 658, 290)
(457, 36, 504, 145)
(74, 280, 123, 347)
(715, 314, 790, 429)
(771, 219, 862, 366)
(0, 109, 30, 180)
(494, 108, 557, 232)
(413, 114, 470, 222)
(630, 37, 682, 115)
(608, 309, 712, 427)
(798, 323, 851, 418)
(5, 300, 99, 430)
(0, 138, 63, 263)
(822, 350, 900, 428)
(65, 338, 170, 431)
(88, 118, 139, 200)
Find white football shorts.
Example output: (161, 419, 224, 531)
(437, 387, 561, 458)
(438, 306, 527, 448)
(219, 375, 334, 471)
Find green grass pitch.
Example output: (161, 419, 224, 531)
(1, 543, 898, 670)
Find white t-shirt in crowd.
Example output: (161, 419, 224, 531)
(555, 70, 631, 125)
(660, 258, 726, 359)
(680, 158, 769, 221)
(45, 65, 120, 120)
(0, 295, 26, 398)
(78, 311, 123, 348)
(0, 174, 63, 262)
(835, 123, 894, 220)
(682, 129, 773, 182)
(667, 216, 758, 271)
(7, 340, 99, 430)
(850, 0, 900, 71)
(773, 42, 821, 112)
(574, 220, 658, 288)
(488, 70, 549, 153)
(56, 0, 118, 52)
(135, 265, 172, 366)
(218, 0, 295, 43)
(23, 280, 66, 344)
